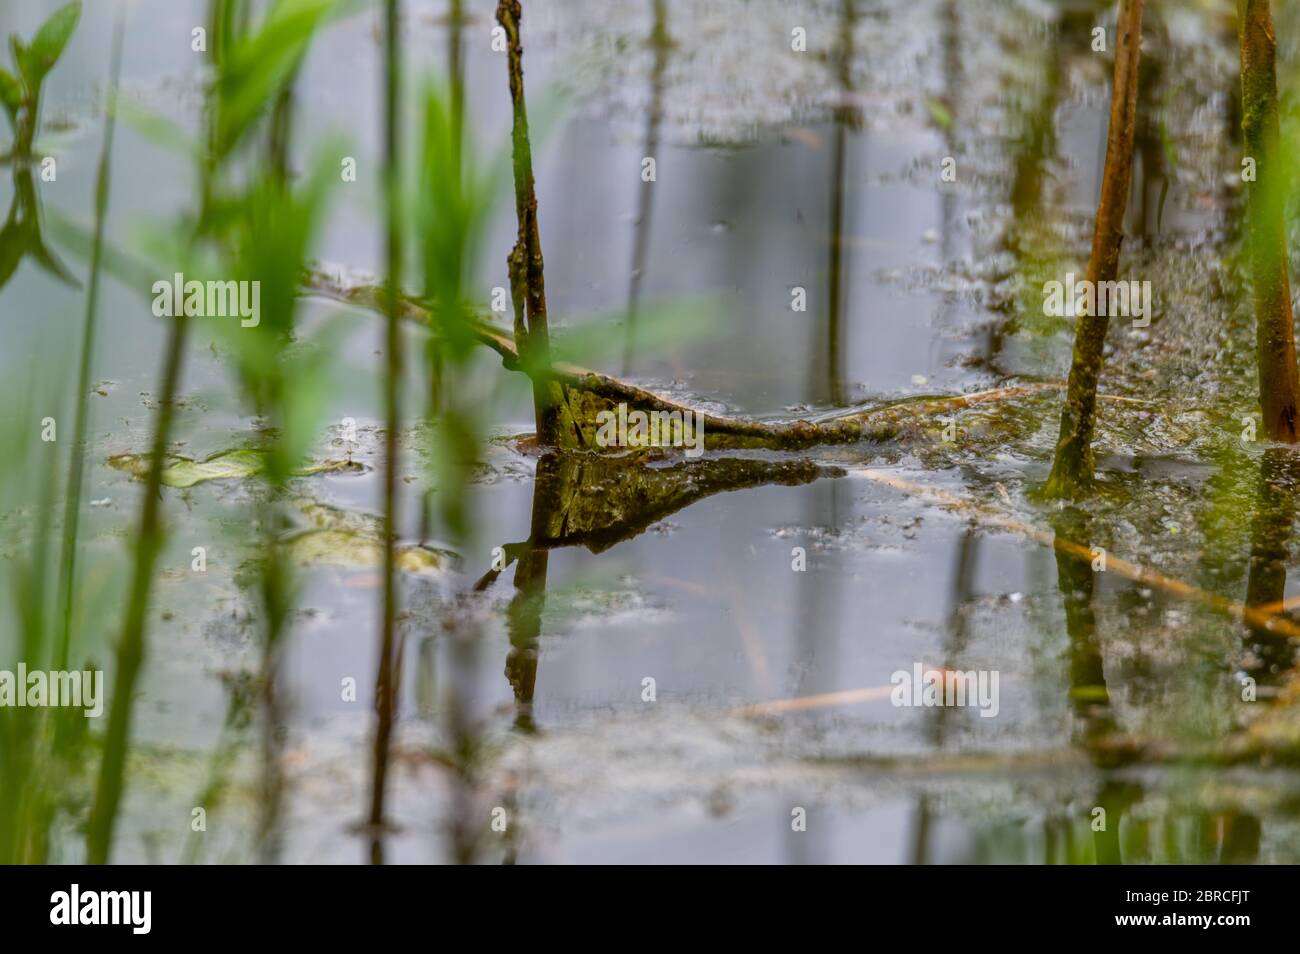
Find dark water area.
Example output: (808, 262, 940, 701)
(4, 0, 1300, 865)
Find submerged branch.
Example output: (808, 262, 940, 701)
(304, 268, 1084, 451)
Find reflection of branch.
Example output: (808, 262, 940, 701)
(483, 450, 841, 730)
(475, 453, 840, 586)
(1243, 448, 1300, 678)
(1050, 508, 1120, 757)
(623, 0, 670, 374)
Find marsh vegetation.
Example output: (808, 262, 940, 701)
(5, 0, 1300, 864)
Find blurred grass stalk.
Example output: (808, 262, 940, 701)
(56, 9, 123, 674)
(368, 0, 403, 862)
(0, 353, 68, 863)
(87, 5, 207, 867)
(89, 0, 339, 864)
(0, 0, 93, 867)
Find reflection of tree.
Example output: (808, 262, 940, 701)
(1242, 448, 1299, 683)
(479, 451, 839, 729)
(622, 0, 670, 375)
(1132, 11, 1168, 242)
(1050, 508, 1141, 864)
(815, 0, 859, 408)
(910, 522, 979, 864)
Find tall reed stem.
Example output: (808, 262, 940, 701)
(1239, 0, 1300, 442)
(368, 0, 403, 861)
(1043, 0, 1144, 499)
(497, 0, 560, 445)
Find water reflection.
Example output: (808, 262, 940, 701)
(622, 0, 670, 375)
(487, 450, 841, 734)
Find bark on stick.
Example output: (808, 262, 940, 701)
(1043, 0, 1144, 498)
(1239, 0, 1300, 442)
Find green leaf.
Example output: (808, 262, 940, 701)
(0, 67, 20, 129)
(214, 0, 339, 158)
(9, 35, 31, 91)
(26, 1, 81, 84)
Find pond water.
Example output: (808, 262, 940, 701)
(4, 0, 1300, 864)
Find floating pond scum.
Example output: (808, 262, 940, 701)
(2, 0, 1300, 903)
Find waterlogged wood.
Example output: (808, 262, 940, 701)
(107, 448, 362, 488)
(1239, 0, 1300, 442)
(306, 268, 1087, 451)
(1043, 0, 1144, 498)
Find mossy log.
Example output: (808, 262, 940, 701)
(305, 269, 1064, 453)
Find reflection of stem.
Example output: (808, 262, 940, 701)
(622, 0, 669, 375)
(181, 674, 254, 864)
(1133, 14, 1166, 241)
(1049, 508, 1142, 864)
(255, 494, 289, 863)
(0, 160, 78, 290)
(911, 523, 980, 864)
(1243, 448, 1299, 680)
(506, 544, 548, 733)
(1050, 509, 1115, 744)
(820, 0, 857, 408)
